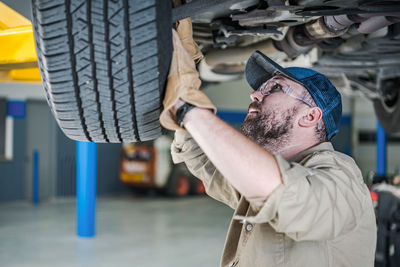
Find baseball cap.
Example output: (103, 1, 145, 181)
(245, 50, 342, 140)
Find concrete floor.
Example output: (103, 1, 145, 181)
(0, 196, 233, 267)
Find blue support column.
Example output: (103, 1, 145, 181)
(32, 150, 39, 205)
(76, 141, 97, 238)
(376, 122, 387, 176)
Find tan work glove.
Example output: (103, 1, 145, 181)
(171, 1, 203, 62)
(176, 18, 203, 63)
(160, 25, 216, 131)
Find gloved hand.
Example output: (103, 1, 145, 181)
(175, 18, 203, 63)
(171, 0, 203, 62)
(160, 21, 216, 131)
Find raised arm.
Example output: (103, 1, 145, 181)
(182, 107, 282, 199)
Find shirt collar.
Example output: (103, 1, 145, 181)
(288, 142, 334, 163)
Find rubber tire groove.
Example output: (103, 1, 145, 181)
(87, 0, 109, 142)
(123, 0, 140, 142)
(65, 0, 92, 141)
(104, 0, 123, 142)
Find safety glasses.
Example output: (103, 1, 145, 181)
(257, 77, 316, 108)
(257, 76, 323, 130)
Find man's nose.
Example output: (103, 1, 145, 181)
(250, 90, 263, 102)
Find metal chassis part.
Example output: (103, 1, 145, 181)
(172, 0, 254, 22)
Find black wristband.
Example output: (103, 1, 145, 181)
(176, 102, 196, 127)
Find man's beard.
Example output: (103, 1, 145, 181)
(240, 102, 298, 153)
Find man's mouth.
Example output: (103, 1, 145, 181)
(248, 108, 260, 114)
(247, 102, 262, 116)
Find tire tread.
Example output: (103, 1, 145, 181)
(31, 0, 172, 142)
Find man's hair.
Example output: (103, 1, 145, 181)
(297, 86, 328, 143)
(315, 122, 328, 142)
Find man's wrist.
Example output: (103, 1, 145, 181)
(175, 102, 196, 127)
(171, 99, 185, 115)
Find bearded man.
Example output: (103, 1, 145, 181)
(160, 21, 377, 267)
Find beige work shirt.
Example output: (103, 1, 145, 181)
(171, 130, 377, 267)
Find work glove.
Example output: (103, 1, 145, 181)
(160, 20, 216, 131)
(171, 0, 203, 62)
(176, 18, 203, 63)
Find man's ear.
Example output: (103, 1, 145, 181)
(298, 107, 323, 128)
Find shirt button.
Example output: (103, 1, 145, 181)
(246, 223, 253, 231)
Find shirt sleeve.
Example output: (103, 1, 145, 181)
(171, 130, 241, 209)
(234, 152, 372, 241)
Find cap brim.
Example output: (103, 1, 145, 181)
(245, 51, 302, 90)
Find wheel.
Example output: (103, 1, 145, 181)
(373, 77, 400, 134)
(31, 0, 172, 142)
(166, 171, 190, 197)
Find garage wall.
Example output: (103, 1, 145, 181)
(55, 128, 76, 197)
(0, 118, 26, 202)
(25, 100, 57, 202)
(0, 99, 6, 155)
(353, 96, 400, 177)
(54, 108, 130, 197)
(0, 98, 130, 203)
(55, 127, 129, 197)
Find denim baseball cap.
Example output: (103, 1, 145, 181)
(245, 50, 342, 140)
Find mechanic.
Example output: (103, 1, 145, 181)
(160, 19, 377, 267)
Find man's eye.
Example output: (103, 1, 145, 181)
(271, 84, 282, 92)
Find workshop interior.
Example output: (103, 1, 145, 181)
(0, 0, 400, 266)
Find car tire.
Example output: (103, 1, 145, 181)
(31, 0, 172, 142)
(373, 95, 400, 134)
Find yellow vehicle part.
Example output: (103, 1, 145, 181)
(0, 1, 41, 82)
(121, 173, 146, 183)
